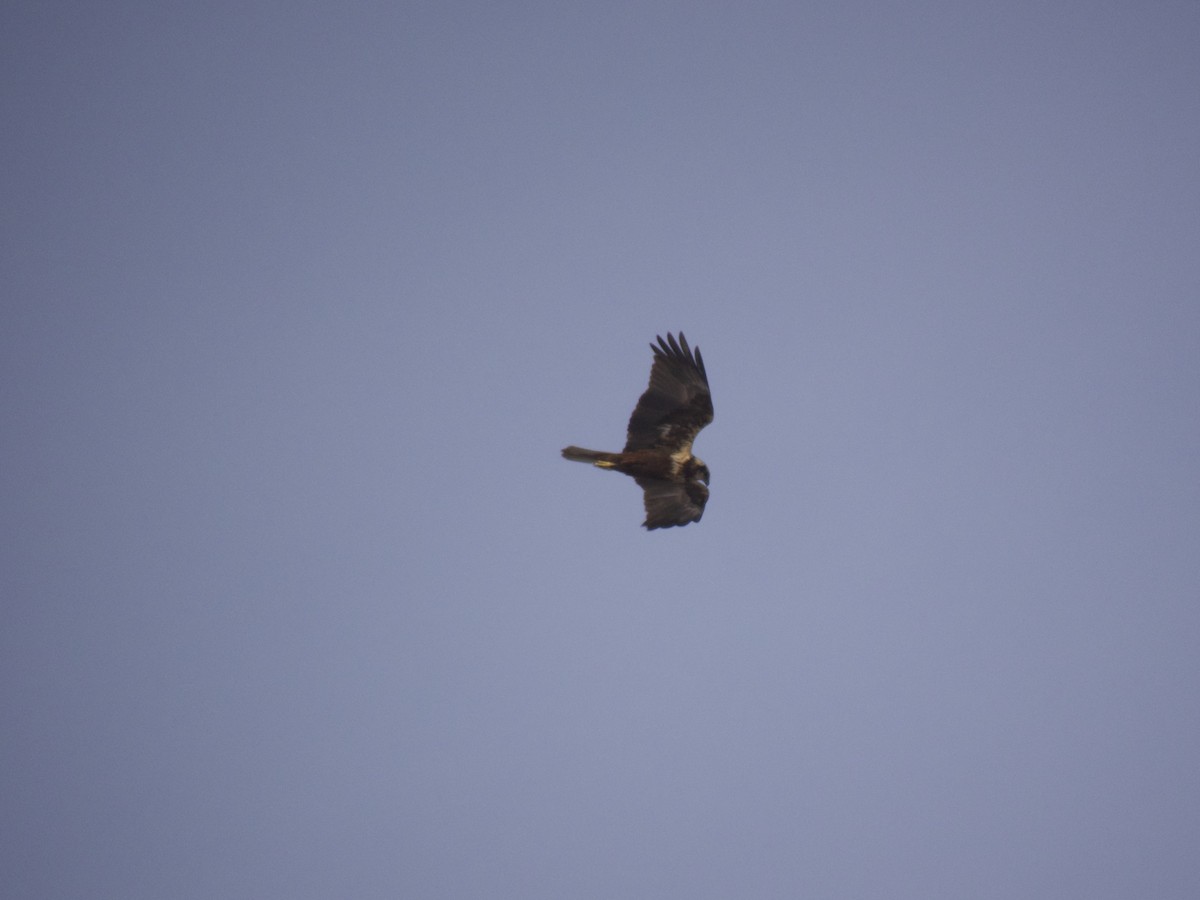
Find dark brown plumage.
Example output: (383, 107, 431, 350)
(562, 332, 713, 529)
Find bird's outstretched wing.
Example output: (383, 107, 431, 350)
(636, 477, 710, 530)
(623, 332, 713, 453)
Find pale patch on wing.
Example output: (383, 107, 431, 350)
(657, 423, 679, 442)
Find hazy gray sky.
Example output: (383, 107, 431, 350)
(4, 2, 1199, 898)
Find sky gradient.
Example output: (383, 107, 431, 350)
(4, 2, 1200, 898)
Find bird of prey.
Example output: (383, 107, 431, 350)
(562, 332, 713, 529)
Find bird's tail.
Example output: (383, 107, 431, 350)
(562, 446, 621, 467)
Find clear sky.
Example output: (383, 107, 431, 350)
(4, 2, 1199, 898)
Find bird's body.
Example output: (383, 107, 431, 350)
(562, 332, 713, 530)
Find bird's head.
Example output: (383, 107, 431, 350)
(691, 458, 710, 485)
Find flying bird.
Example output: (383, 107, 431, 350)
(562, 332, 713, 529)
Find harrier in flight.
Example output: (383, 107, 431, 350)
(562, 332, 713, 529)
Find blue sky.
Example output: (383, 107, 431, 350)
(4, 2, 1199, 898)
